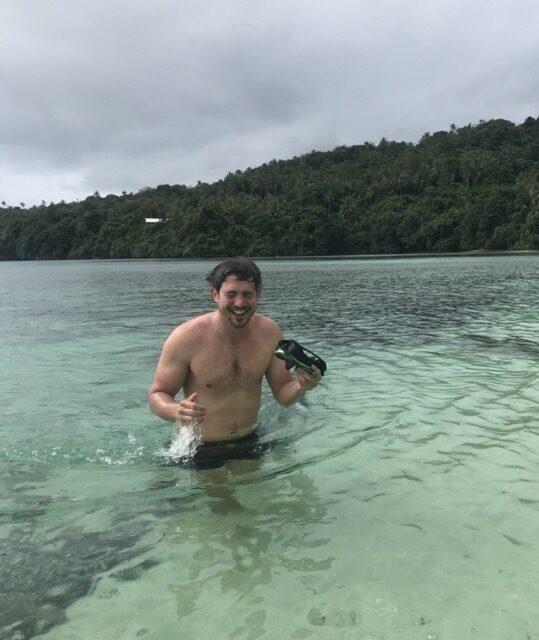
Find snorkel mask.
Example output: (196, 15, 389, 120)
(274, 339, 327, 376)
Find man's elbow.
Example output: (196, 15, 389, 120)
(272, 386, 296, 407)
(147, 388, 163, 415)
(276, 397, 295, 407)
(147, 389, 156, 413)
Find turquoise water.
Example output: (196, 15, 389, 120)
(1, 256, 538, 640)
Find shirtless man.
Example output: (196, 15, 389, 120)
(148, 257, 321, 445)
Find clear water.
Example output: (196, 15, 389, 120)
(0, 256, 538, 640)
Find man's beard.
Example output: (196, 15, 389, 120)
(224, 307, 254, 328)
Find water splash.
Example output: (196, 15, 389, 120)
(158, 421, 203, 463)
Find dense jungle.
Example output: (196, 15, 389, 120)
(1, 116, 538, 259)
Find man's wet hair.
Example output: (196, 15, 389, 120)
(206, 257, 262, 293)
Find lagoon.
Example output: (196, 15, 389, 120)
(1, 256, 538, 639)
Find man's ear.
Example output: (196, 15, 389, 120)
(211, 287, 219, 303)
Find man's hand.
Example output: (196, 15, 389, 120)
(266, 335, 323, 406)
(177, 392, 206, 424)
(295, 365, 322, 393)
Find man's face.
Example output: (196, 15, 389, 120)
(212, 276, 259, 329)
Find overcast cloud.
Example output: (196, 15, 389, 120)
(1, 0, 538, 206)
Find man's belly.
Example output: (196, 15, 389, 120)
(196, 389, 261, 442)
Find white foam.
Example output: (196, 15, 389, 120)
(158, 421, 203, 463)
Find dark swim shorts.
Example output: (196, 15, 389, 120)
(165, 430, 273, 470)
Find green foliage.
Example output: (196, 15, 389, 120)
(1, 116, 539, 259)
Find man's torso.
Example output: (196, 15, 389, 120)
(181, 313, 278, 440)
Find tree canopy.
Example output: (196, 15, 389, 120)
(1, 116, 538, 260)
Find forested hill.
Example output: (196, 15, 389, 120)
(1, 117, 539, 260)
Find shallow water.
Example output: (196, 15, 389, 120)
(0, 256, 538, 640)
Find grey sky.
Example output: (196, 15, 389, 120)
(1, 0, 538, 206)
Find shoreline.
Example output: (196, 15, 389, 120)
(0, 250, 538, 264)
(254, 249, 539, 261)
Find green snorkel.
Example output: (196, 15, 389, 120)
(274, 339, 327, 376)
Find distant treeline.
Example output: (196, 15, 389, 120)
(1, 116, 539, 260)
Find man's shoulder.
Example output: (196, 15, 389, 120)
(167, 312, 215, 345)
(254, 314, 283, 338)
(183, 312, 215, 331)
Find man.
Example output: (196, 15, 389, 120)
(148, 257, 322, 456)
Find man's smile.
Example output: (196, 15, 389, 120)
(229, 310, 250, 320)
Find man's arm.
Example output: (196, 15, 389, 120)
(148, 327, 205, 423)
(265, 328, 322, 406)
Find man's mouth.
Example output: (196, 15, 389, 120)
(230, 309, 250, 319)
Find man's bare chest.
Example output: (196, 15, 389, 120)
(189, 340, 273, 391)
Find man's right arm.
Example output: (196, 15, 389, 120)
(147, 327, 205, 423)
